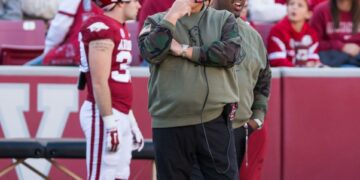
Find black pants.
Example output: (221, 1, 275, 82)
(191, 126, 254, 180)
(153, 115, 239, 180)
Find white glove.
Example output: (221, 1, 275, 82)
(128, 110, 144, 152)
(103, 115, 120, 152)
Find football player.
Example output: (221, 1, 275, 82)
(78, 0, 143, 179)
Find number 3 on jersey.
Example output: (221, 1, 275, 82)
(112, 50, 132, 83)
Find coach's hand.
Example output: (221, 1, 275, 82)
(170, 39, 182, 56)
(129, 110, 144, 152)
(165, 0, 192, 25)
(248, 119, 259, 130)
(103, 115, 120, 152)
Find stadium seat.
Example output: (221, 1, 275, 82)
(253, 22, 275, 47)
(0, 45, 43, 65)
(0, 20, 45, 46)
(0, 20, 46, 65)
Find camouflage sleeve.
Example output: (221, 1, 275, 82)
(138, 17, 174, 65)
(251, 56, 272, 123)
(189, 14, 244, 68)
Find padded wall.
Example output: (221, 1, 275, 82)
(262, 69, 282, 180)
(1, 67, 360, 180)
(282, 68, 360, 180)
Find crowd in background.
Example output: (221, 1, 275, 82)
(0, 0, 359, 67)
(0, 0, 58, 20)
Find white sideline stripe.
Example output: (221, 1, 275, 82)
(0, 66, 78, 76)
(0, 66, 359, 78)
(130, 67, 150, 77)
(0, 66, 151, 77)
(271, 68, 281, 78)
(281, 67, 360, 77)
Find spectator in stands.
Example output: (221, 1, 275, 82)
(248, 0, 287, 22)
(25, 0, 102, 66)
(0, 0, 22, 20)
(79, 0, 143, 179)
(21, 0, 58, 20)
(192, 1, 271, 180)
(268, 0, 321, 67)
(139, 0, 243, 179)
(310, 0, 360, 67)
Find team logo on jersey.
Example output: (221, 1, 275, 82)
(87, 22, 109, 32)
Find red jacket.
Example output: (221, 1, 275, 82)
(309, 1, 360, 51)
(267, 17, 320, 67)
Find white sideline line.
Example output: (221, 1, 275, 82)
(281, 67, 360, 77)
(271, 68, 281, 78)
(0, 66, 150, 78)
(0, 66, 359, 78)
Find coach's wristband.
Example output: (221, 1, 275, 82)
(253, 119, 263, 130)
(180, 44, 189, 58)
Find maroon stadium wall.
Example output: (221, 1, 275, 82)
(0, 67, 359, 180)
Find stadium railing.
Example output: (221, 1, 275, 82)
(0, 138, 154, 180)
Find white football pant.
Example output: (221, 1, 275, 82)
(80, 101, 132, 180)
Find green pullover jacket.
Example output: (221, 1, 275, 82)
(232, 19, 272, 129)
(138, 7, 244, 128)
